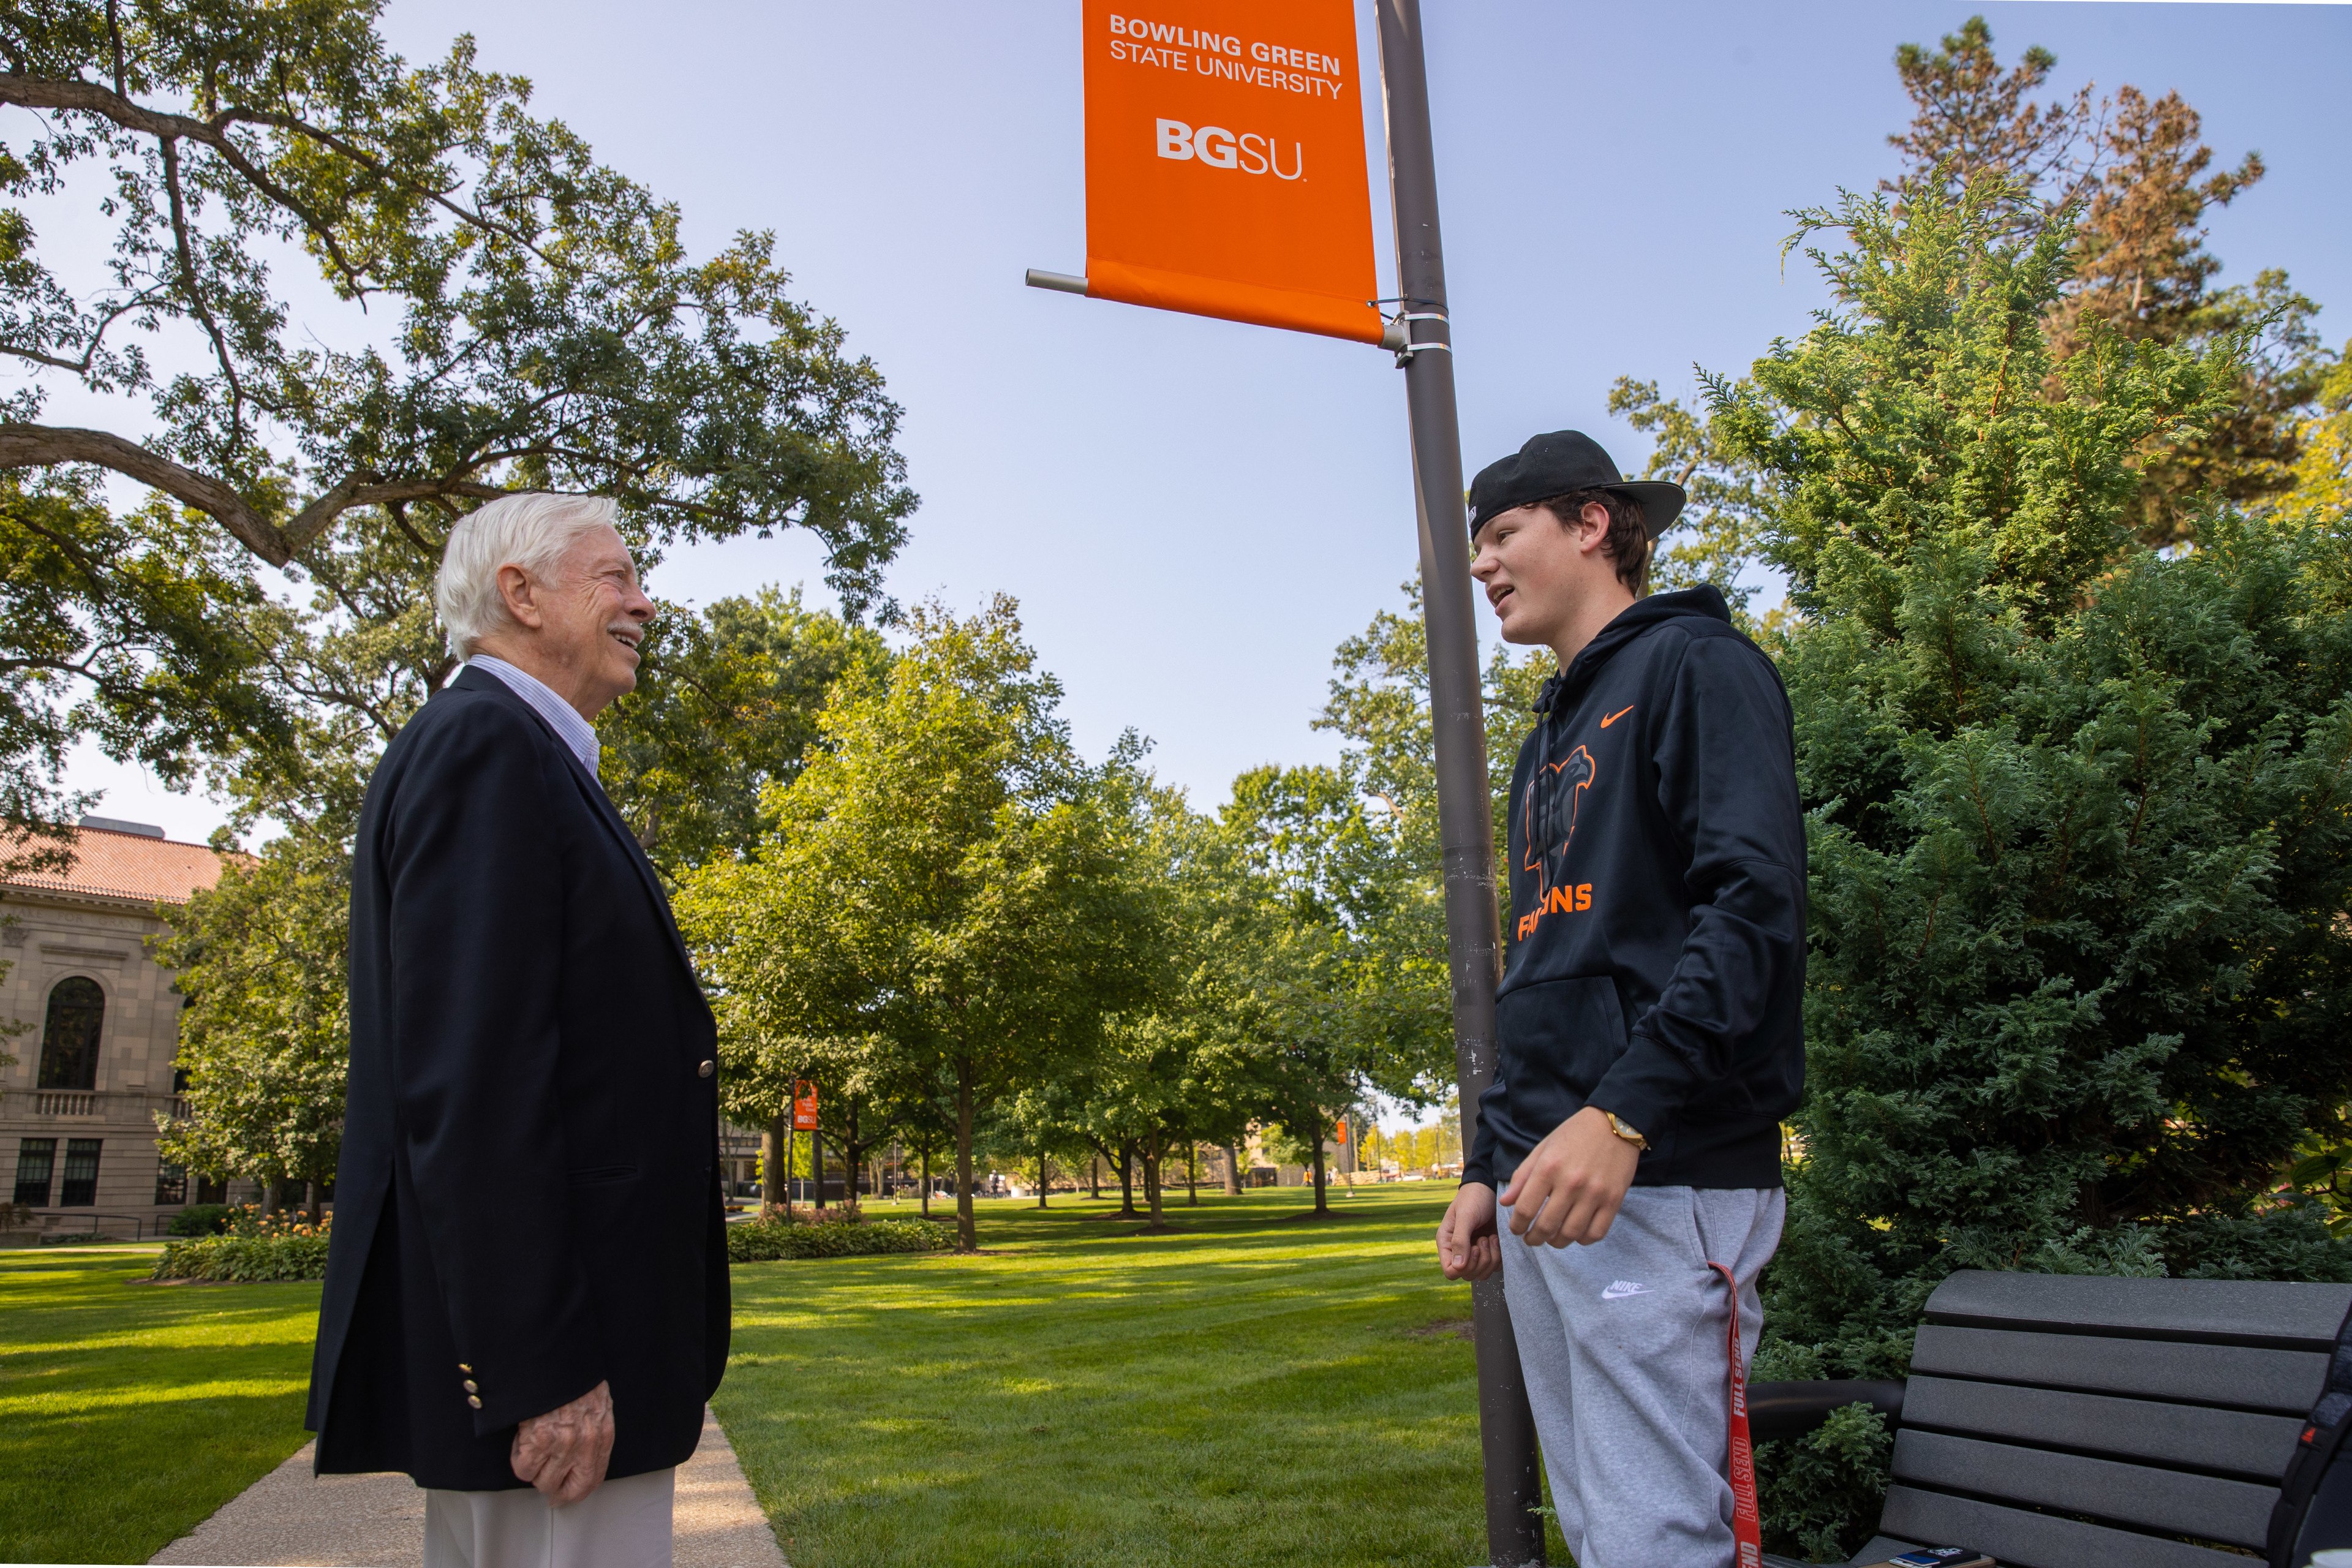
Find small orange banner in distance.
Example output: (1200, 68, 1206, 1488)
(1084, 1, 1384, 345)
(793, 1082, 820, 1131)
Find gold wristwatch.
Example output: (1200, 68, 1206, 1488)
(1604, 1111, 1649, 1152)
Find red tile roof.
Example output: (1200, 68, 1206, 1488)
(0, 826, 232, 907)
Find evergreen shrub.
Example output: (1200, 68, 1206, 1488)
(166, 1204, 237, 1237)
(725, 1214, 954, 1262)
(1686, 175, 2352, 1559)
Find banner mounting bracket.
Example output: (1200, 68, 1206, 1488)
(1386, 307, 1452, 364)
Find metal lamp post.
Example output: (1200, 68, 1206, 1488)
(1373, 2, 1548, 1562)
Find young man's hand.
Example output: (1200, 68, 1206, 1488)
(1437, 1181, 1502, 1280)
(1499, 1106, 1640, 1248)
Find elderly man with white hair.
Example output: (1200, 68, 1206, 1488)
(306, 494, 729, 1568)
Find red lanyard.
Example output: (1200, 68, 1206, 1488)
(1708, 1261, 1764, 1568)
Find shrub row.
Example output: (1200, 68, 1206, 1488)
(165, 1203, 239, 1237)
(725, 1214, 953, 1263)
(148, 1211, 952, 1276)
(165, 1201, 330, 1240)
(151, 1233, 331, 1283)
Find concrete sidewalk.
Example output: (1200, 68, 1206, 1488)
(150, 1408, 786, 1567)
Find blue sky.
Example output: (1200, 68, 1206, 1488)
(61, 1, 2352, 840)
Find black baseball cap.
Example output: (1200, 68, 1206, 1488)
(1466, 430, 1685, 543)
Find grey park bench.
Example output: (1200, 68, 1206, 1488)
(1751, 1268, 2352, 1568)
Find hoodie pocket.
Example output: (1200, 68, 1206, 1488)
(1496, 977, 1630, 1129)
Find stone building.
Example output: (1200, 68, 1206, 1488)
(1, 819, 229, 1240)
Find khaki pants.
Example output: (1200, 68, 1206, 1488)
(424, 1467, 675, 1568)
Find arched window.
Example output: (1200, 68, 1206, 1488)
(37, 977, 105, 1091)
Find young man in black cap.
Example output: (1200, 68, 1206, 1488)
(1434, 429, 1805, 1568)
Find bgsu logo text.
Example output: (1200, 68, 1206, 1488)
(1155, 118, 1303, 180)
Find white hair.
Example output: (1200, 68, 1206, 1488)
(434, 493, 623, 657)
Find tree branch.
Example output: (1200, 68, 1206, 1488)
(0, 75, 550, 275)
(0, 288, 162, 380)
(0, 421, 293, 561)
(282, 475, 505, 554)
(158, 134, 251, 437)
(0, 422, 507, 564)
(2, 74, 375, 292)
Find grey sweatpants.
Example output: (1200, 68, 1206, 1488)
(1500, 1185, 1785, 1568)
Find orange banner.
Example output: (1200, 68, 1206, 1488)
(792, 1082, 819, 1132)
(1084, 2, 1384, 345)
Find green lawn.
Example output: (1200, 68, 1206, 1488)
(718, 1184, 1565, 1567)
(0, 1186, 1556, 1567)
(0, 1245, 320, 1564)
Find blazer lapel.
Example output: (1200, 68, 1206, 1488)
(564, 757, 705, 993)
(454, 669, 706, 999)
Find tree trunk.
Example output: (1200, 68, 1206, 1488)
(954, 1055, 977, 1251)
(813, 1126, 826, 1213)
(784, 1119, 797, 1220)
(1036, 1144, 1049, 1209)
(1186, 1142, 1198, 1206)
(763, 1111, 788, 1217)
(305, 1177, 323, 1227)
(1144, 1137, 1163, 1224)
(1310, 1107, 1330, 1216)
(260, 1177, 281, 1218)
(1223, 1141, 1242, 1196)
(1116, 1140, 1138, 1216)
(921, 1147, 931, 1219)
(1089, 1155, 1100, 1199)
(842, 1098, 861, 1217)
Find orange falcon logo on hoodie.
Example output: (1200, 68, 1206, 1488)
(1519, 744, 1597, 938)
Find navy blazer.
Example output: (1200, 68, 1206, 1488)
(307, 666, 728, 1490)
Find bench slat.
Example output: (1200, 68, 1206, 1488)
(1880, 1485, 2260, 1568)
(1924, 1270, 2352, 1351)
(1891, 1430, 2276, 1547)
(1904, 1374, 2305, 1479)
(1910, 1324, 2328, 1414)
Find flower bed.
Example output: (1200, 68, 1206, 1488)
(725, 1213, 953, 1263)
(151, 1205, 332, 1281)
(151, 1232, 331, 1282)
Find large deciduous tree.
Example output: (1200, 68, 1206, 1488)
(1035, 793, 1262, 1226)
(1, 470, 284, 861)
(1294, 586, 1555, 1106)
(0, 0, 913, 832)
(152, 820, 349, 1221)
(679, 598, 1164, 1251)
(598, 588, 889, 873)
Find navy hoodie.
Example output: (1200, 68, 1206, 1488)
(1463, 586, 1805, 1191)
